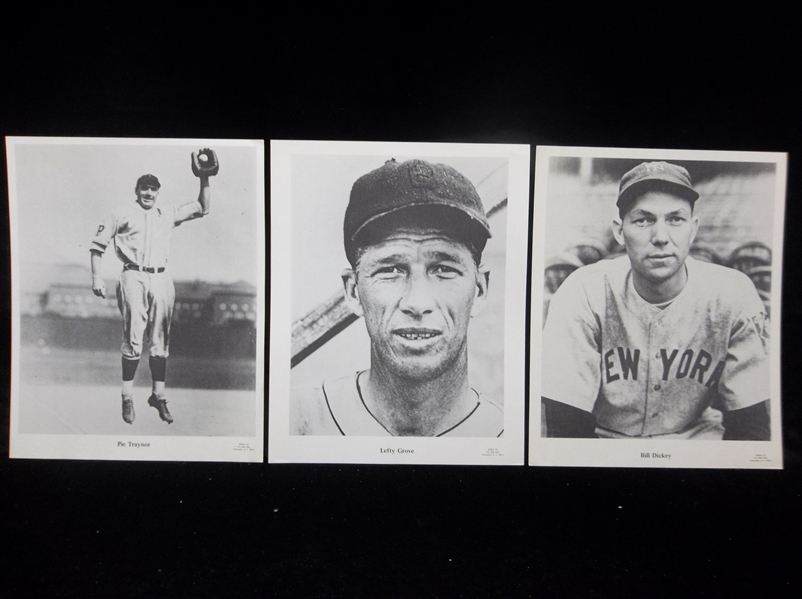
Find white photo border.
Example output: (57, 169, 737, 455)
(529, 145, 787, 469)
(7, 136, 266, 462)
(268, 140, 530, 465)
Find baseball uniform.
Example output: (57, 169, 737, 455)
(90, 198, 205, 359)
(291, 372, 504, 437)
(541, 255, 769, 438)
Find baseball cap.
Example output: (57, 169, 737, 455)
(136, 174, 161, 189)
(729, 241, 772, 266)
(617, 161, 698, 213)
(344, 158, 491, 264)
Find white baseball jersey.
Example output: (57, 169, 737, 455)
(90, 199, 205, 358)
(291, 372, 504, 437)
(541, 256, 769, 437)
(90, 200, 204, 268)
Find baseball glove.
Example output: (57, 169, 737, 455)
(191, 148, 219, 177)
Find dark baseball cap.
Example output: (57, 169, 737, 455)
(135, 174, 161, 189)
(617, 161, 699, 213)
(344, 158, 491, 264)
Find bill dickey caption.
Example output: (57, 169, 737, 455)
(641, 452, 670, 459)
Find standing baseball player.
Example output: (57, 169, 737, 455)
(541, 161, 770, 440)
(90, 148, 218, 424)
(291, 158, 503, 437)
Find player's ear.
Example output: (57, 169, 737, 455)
(611, 218, 625, 246)
(470, 266, 490, 318)
(342, 268, 363, 317)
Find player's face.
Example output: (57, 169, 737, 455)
(136, 184, 160, 209)
(343, 225, 489, 382)
(613, 190, 699, 288)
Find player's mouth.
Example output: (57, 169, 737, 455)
(393, 328, 442, 341)
(648, 253, 674, 260)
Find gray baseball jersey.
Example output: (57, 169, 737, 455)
(292, 372, 504, 437)
(541, 256, 769, 437)
(90, 199, 205, 359)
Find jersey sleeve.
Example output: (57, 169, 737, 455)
(716, 280, 771, 411)
(290, 383, 343, 435)
(540, 270, 602, 413)
(89, 214, 116, 255)
(172, 200, 205, 227)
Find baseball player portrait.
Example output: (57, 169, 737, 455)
(89, 149, 218, 425)
(540, 157, 775, 441)
(7, 137, 265, 461)
(290, 156, 506, 438)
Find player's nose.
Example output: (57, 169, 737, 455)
(399, 271, 435, 316)
(651, 219, 670, 244)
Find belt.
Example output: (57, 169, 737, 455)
(125, 263, 165, 274)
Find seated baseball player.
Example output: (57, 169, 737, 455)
(90, 149, 218, 425)
(541, 161, 771, 440)
(291, 158, 504, 437)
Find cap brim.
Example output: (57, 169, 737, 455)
(350, 202, 491, 242)
(617, 179, 699, 209)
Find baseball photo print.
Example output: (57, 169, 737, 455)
(268, 140, 530, 465)
(6, 137, 265, 462)
(529, 145, 787, 469)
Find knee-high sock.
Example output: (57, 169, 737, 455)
(122, 356, 139, 396)
(149, 356, 167, 397)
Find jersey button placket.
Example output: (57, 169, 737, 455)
(645, 319, 664, 435)
(145, 209, 154, 267)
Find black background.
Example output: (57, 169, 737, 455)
(2, 7, 801, 598)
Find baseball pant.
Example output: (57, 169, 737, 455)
(116, 269, 175, 359)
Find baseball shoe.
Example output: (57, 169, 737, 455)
(122, 395, 135, 424)
(148, 394, 173, 424)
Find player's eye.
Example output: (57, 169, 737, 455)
(431, 265, 461, 279)
(373, 266, 406, 279)
(667, 215, 686, 224)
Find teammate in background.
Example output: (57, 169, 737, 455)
(90, 149, 219, 425)
(291, 158, 503, 437)
(542, 161, 770, 440)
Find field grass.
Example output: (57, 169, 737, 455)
(16, 383, 256, 436)
(20, 346, 257, 390)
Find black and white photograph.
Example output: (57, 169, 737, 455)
(529, 146, 786, 468)
(7, 137, 265, 461)
(269, 140, 529, 465)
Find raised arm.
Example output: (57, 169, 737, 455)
(191, 147, 218, 217)
(174, 149, 218, 225)
(198, 175, 211, 215)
